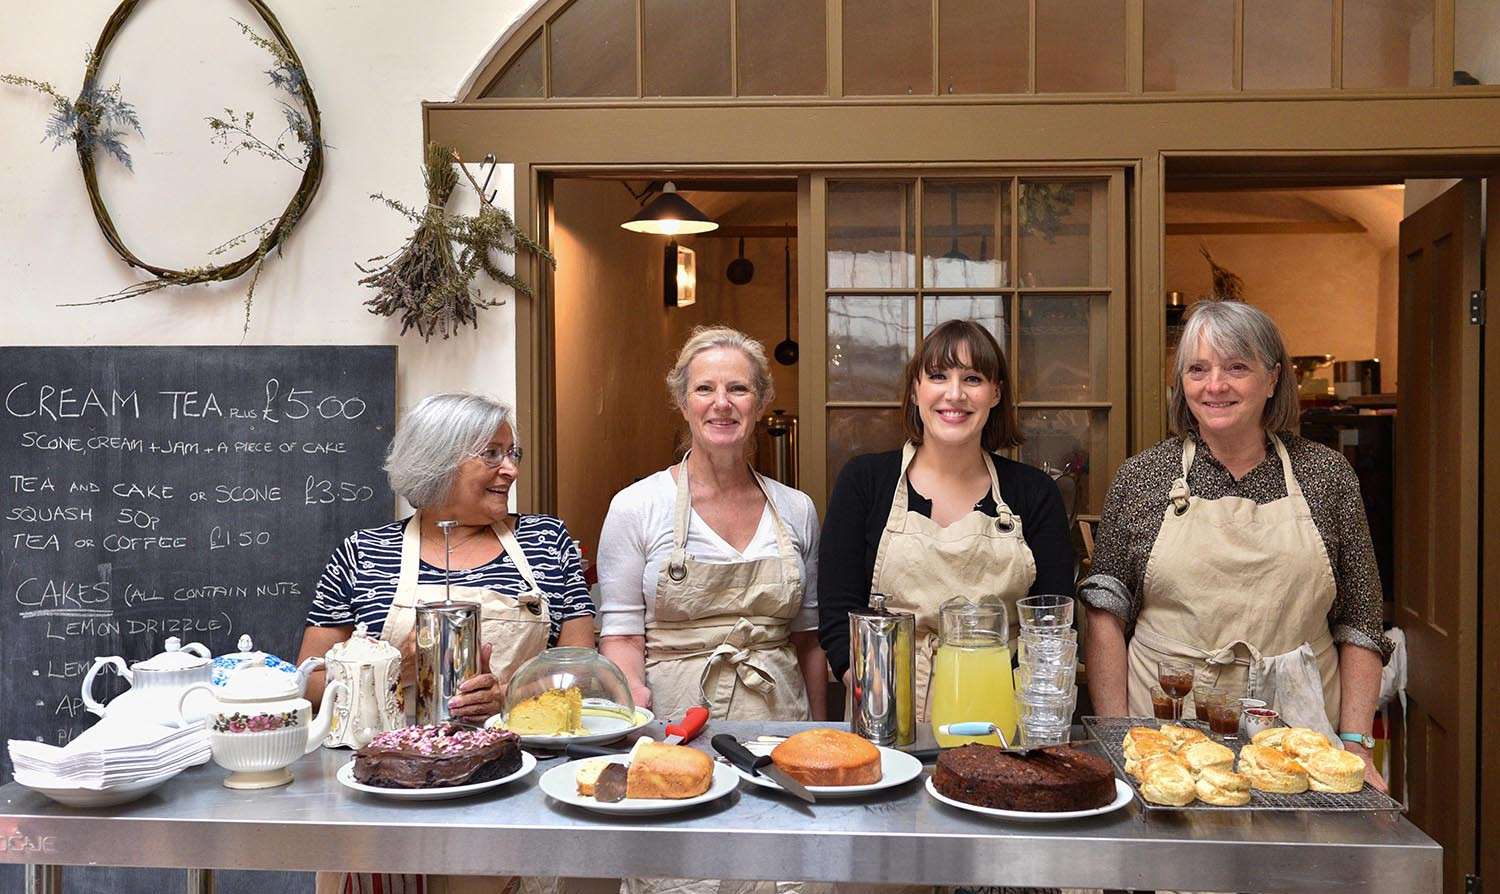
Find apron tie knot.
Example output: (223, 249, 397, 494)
(697, 618, 778, 705)
(1168, 476, 1191, 515)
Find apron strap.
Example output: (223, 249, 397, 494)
(1170, 438, 1196, 515)
(695, 617, 780, 706)
(665, 451, 796, 583)
(494, 520, 544, 609)
(887, 440, 1015, 532)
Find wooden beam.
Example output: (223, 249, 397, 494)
(1165, 220, 1366, 235)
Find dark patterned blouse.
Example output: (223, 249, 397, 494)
(1078, 433, 1391, 661)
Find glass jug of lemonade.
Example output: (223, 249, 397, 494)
(930, 594, 1017, 747)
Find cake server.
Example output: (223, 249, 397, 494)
(939, 722, 1037, 755)
(662, 706, 709, 746)
(711, 734, 816, 803)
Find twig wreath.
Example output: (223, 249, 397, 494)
(4, 0, 322, 328)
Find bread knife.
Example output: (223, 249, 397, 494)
(711, 733, 817, 803)
(662, 706, 709, 745)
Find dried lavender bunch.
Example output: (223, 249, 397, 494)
(360, 143, 555, 340)
(1199, 246, 1246, 302)
(2, 52, 142, 169)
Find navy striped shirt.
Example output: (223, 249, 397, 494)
(306, 514, 595, 645)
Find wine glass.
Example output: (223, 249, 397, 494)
(1156, 660, 1195, 721)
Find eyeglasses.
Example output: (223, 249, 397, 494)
(468, 445, 524, 468)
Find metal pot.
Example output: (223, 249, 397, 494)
(726, 237, 754, 285)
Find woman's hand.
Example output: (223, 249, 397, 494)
(449, 643, 505, 723)
(1344, 741, 1389, 793)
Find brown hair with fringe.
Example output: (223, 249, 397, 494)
(900, 319, 1022, 451)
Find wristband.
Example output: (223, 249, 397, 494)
(1338, 731, 1375, 749)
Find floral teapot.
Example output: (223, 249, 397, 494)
(81, 636, 214, 727)
(179, 658, 346, 789)
(322, 622, 404, 749)
(210, 634, 325, 695)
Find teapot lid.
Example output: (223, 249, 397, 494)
(134, 636, 211, 671)
(219, 657, 299, 700)
(217, 635, 264, 662)
(327, 622, 400, 662)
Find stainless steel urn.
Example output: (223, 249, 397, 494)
(414, 600, 481, 726)
(848, 593, 915, 746)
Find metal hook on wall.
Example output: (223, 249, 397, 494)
(478, 153, 498, 204)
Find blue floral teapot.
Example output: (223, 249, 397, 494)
(210, 635, 324, 695)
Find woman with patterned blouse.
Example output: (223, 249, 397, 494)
(1080, 299, 1389, 791)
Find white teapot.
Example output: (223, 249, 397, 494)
(322, 622, 404, 749)
(210, 634, 326, 696)
(81, 636, 214, 727)
(179, 658, 346, 789)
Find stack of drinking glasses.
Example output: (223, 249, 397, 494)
(1013, 594, 1078, 747)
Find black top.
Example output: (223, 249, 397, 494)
(817, 448, 1077, 678)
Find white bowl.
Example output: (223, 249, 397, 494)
(16, 767, 182, 808)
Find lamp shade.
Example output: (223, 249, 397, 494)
(622, 182, 718, 235)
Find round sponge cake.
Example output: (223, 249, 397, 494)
(771, 728, 882, 786)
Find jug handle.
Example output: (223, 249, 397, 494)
(309, 681, 348, 754)
(296, 656, 326, 678)
(180, 642, 212, 659)
(177, 682, 214, 727)
(81, 656, 131, 716)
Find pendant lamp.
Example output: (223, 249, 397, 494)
(621, 182, 718, 236)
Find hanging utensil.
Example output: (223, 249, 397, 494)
(774, 238, 799, 366)
(726, 237, 754, 285)
(942, 186, 969, 261)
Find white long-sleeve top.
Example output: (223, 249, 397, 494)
(596, 469, 820, 638)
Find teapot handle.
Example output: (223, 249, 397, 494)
(180, 641, 212, 659)
(81, 656, 131, 716)
(309, 681, 348, 754)
(177, 683, 215, 728)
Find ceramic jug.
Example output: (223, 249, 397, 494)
(210, 634, 325, 695)
(179, 658, 346, 789)
(81, 636, 213, 727)
(321, 622, 403, 748)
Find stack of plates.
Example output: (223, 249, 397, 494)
(8, 717, 210, 806)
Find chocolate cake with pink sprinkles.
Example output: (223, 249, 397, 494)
(353, 723, 522, 788)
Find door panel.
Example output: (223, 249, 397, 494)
(1482, 176, 1500, 894)
(1396, 179, 1481, 894)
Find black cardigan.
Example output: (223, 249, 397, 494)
(817, 449, 1077, 679)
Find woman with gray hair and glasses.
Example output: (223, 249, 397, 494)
(297, 391, 595, 721)
(1081, 299, 1389, 791)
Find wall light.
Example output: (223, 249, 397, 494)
(665, 240, 696, 307)
(623, 181, 718, 236)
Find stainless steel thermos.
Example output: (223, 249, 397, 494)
(848, 593, 915, 746)
(414, 600, 481, 726)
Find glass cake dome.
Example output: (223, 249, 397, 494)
(490, 647, 649, 744)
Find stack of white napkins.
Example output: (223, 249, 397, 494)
(9, 717, 210, 791)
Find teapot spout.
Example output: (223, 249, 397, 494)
(307, 680, 346, 754)
(294, 657, 326, 695)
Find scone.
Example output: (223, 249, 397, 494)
(1238, 743, 1309, 794)
(1194, 766, 1252, 806)
(1250, 727, 1293, 749)
(625, 743, 714, 799)
(1128, 750, 1186, 781)
(1280, 728, 1335, 759)
(1179, 738, 1236, 775)
(574, 758, 610, 796)
(1123, 728, 1172, 761)
(1303, 747, 1366, 793)
(1138, 758, 1196, 806)
(1123, 737, 1175, 776)
(1159, 724, 1209, 751)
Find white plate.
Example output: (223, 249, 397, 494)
(336, 751, 536, 801)
(732, 746, 923, 798)
(486, 706, 656, 748)
(539, 755, 738, 815)
(16, 767, 182, 808)
(925, 776, 1133, 821)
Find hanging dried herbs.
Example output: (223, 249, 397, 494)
(2, 51, 143, 169)
(1199, 246, 1246, 301)
(360, 143, 556, 341)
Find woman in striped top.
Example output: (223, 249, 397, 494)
(297, 391, 595, 722)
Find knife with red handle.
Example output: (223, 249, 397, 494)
(663, 706, 709, 745)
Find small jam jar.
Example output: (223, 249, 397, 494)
(1240, 706, 1279, 739)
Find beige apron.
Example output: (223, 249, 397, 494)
(626, 459, 809, 894)
(1126, 434, 1342, 728)
(321, 511, 550, 894)
(871, 442, 1037, 722)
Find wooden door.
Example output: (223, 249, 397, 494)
(1482, 177, 1500, 894)
(1396, 179, 1481, 893)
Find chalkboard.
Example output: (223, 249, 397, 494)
(1, 346, 397, 779)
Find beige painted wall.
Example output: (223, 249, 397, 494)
(551, 180, 800, 554)
(1165, 188, 1402, 391)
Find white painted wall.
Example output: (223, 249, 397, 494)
(1, 0, 531, 490)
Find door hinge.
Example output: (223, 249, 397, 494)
(1471, 290, 1486, 325)
(1466, 873, 1482, 894)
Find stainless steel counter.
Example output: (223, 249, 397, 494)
(0, 722, 1440, 893)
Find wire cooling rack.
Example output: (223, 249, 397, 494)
(1081, 715, 1403, 813)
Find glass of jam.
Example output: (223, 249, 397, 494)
(1194, 686, 1224, 722)
(1206, 694, 1242, 737)
(1149, 684, 1175, 720)
(1156, 660, 1195, 720)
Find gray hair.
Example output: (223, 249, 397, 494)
(1169, 299, 1299, 437)
(664, 326, 775, 411)
(384, 392, 517, 508)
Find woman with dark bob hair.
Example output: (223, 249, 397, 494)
(818, 319, 1075, 722)
(1080, 299, 1389, 790)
